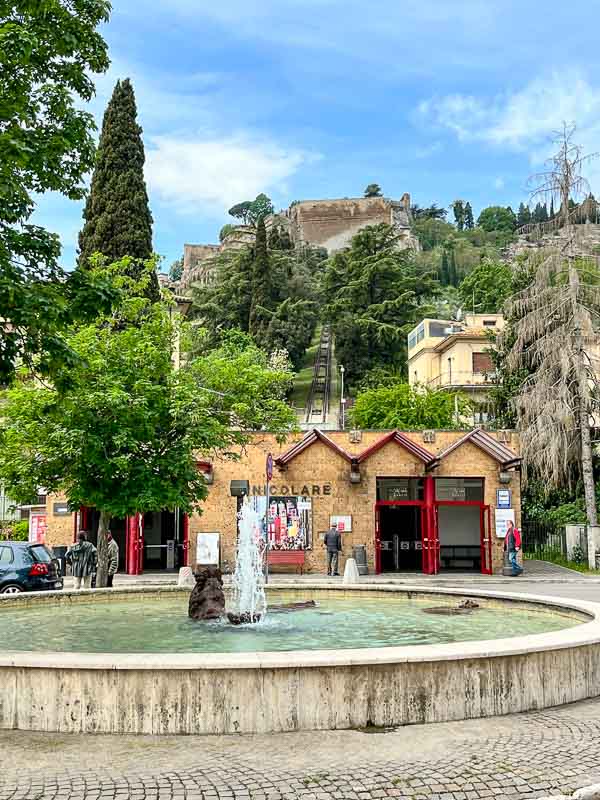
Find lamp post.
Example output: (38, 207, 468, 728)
(340, 365, 346, 430)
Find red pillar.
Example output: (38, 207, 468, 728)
(423, 475, 437, 574)
(126, 514, 144, 575)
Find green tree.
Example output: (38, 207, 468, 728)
(323, 224, 437, 388)
(410, 203, 447, 220)
(477, 206, 517, 233)
(0, 263, 296, 585)
(458, 257, 512, 313)
(248, 217, 274, 338)
(452, 200, 465, 231)
(350, 382, 470, 429)
(78, 79, 159, 301)
(364, 183, 383, 197)
(517, 203, 531, 227)
(219, 224, 236, 242)
(168, 257, 183, 282)
(464, 202, 474, 230)
(228, 194, 274, 226)
(0, 0, 118, 385)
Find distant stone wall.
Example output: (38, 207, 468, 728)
(285, 195, 416, 253)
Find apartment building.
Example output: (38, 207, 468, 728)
(407, 314, 505, 423)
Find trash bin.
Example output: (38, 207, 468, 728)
(352, 545, 369, 576)
(52, 545, 68, 579)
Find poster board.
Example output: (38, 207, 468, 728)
(330, 515, 352, 532)
(494, 509, 515, 538)
(196, 532, 220, 565)
(29, 512, 47, 544)
(496, 489, 512, 509)
(246, 495, 313, 550)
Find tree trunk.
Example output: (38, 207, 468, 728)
(569, 265, 598, 526)
(96, 510, 112, 588)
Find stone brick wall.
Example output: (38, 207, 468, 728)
(189, 429, 520, 575)
(43, 429, 520, 576)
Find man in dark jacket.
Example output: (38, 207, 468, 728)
(66, 531, 97, 589)
(106, 531, 119, 588)
(504, 520, 523, 576)
(324, 523, 342, 576)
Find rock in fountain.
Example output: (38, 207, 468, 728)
(188, 566, 226, 620)
(227, 497, 267, 625)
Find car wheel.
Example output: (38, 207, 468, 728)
(0, 584, 24, 594)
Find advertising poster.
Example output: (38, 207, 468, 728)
(244, 496, 313, 550)
(494, 508, 515, 538)
(29, 512, 47, 544)
(330, 515, 352, 532)
(196, 532, 220, 565)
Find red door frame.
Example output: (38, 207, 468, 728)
(434, 500, 491, 574)
(182, 513, 190, 567)
(374, 499, 426, 574)
(126, 513, 144, 575)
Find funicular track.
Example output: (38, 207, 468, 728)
(305, 326, 332, 426)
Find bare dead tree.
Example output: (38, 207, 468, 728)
(504, 126, 600, 526)
(527, 122, 597, 227)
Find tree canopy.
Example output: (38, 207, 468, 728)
(457, 257, 512, 313)
(477, 206, 517, 233)
(0, 262, 297, 584)
(228, 193, 274, 226)
(78, 78, 159, 302)
(323, 224, 437, 388)
(364, 184, 383, 197)
(0, 0, 116, 385)
(351, 382, 469, 429)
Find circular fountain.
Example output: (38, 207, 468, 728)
(1, 501, 600, 735)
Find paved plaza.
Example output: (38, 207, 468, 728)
(2, 568, 600, 800)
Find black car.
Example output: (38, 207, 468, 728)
(0, 541, 63, 594)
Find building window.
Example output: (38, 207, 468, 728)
(435, 478, 484, 502)
(483, 320, 496, 327)
(408, 323, 425, 350)
(377, 478, 424, 501)
(472, 352, 493, 374)
(428, 322, 449, 338)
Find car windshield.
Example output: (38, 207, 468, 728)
(29, 544, 52, 563)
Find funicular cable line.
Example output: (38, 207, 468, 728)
(305, 325, 333, 426)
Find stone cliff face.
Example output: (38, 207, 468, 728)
(180, 194, 419, 289)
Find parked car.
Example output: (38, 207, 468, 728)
(0, 541, 63, 594)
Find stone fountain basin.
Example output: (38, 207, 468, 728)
(1, 583, 599, 735)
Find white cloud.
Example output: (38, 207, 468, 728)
(145, 134, 311, 215)
(494, 177, 505, 189)
(418, 70, 600, 151)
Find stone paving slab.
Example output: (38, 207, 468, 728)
(1, 699, 600, 799)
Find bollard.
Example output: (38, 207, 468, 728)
(343, 558, 360, 584)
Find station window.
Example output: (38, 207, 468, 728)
(435, 478, 484, 502)
(377, 478, 424, 501)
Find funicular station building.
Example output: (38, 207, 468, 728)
(44, 427, 520, 577)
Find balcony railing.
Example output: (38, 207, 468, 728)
(427, 370, 498, 389)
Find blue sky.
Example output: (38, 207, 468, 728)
(35, 0, 600, 271)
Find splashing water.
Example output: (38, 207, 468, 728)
(229, 497, 267, 624)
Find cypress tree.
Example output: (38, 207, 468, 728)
(78, 78, 159, 301)
(249, 217, 273, 338)
(439, 251, 450, 285)
(464, 202, 474, 230)
(549, 198, 555, 220)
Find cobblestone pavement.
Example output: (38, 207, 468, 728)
(2, 699, 600, 800)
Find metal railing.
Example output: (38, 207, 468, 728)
(521, 519, 567, 560)
(427, 370, 498, 389)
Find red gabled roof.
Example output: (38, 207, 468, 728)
(275, 429, 438, 469)
(437, 428, 520, 469)
(275, 429, 353, 468)
(355, 430, 438, 468)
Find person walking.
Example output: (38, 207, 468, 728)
(106, 531, 119, 588)
(324, 522, 342, 576)
(504, 520, 523, 577)
(66, 531, 98, 589)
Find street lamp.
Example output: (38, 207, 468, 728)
(340, 365, 346, 430)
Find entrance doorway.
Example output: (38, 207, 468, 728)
(142, 510, 186, 572)
(378, 504, 422, 572)
(437, 505, 481, 571)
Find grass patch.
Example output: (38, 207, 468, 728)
(524, 552, 598, 573)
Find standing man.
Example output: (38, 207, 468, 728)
(106, 531, 119, 588)
(504, 520, 523, 577)
(324, 522, 342, 576)
(66, 531, 98, 590)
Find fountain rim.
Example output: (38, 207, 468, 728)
(0, 582, 598, 671)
